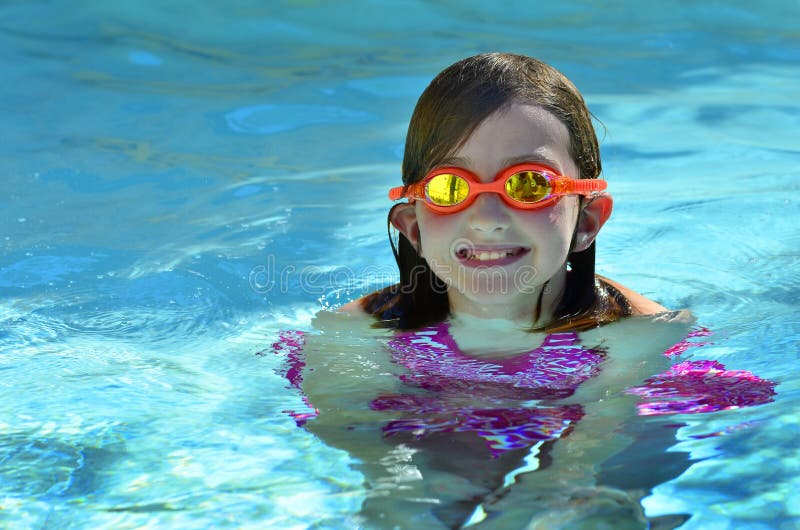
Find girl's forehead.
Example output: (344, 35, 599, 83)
(451, 104, 575, 176)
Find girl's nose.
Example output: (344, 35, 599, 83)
(468, 192, 511, 232)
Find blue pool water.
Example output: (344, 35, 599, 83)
(2, 1, 799, 528)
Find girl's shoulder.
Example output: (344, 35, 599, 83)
(339, 284, 401, 318)
(596, 275, 668, 316)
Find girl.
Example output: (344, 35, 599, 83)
(350, 52, 665, 330)
(277, 53, 775, 529)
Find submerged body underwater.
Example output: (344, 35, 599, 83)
(273, 310, 775, 528)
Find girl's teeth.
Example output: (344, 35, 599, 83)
(471, 250, 514, 261)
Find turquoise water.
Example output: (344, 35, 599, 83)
(2, 1, 799, 528)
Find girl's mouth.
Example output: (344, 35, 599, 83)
(454, 244, 530, 267)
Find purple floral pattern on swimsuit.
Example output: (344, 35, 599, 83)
(626, 360, 776, 415)
(662, 327, 712, 358)
(626, 327, 776, 416)
(373, 394, 583, 456)
(384, 325, 603, 398)
(269, 330, 318, 427)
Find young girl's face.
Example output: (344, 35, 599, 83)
(394, 102, 609, 321)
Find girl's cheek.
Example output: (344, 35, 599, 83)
(545, 198, 578, 226)
(419, 208, 460, 235)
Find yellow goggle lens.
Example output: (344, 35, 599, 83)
(505, 171, 552, 203)
(425, 173, 470, 206)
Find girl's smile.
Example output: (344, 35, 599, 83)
(453, 242, 531, 267)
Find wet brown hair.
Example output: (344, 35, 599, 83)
(362, 52, 631, 330)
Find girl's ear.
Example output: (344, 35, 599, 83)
(573, 194, 613, 252)
(389, 203, 421, 253)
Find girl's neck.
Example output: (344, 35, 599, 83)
(447, 266, 568, 329)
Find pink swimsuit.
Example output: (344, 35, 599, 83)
(369, 325, 602, 457)
(272, 324, 775, 457)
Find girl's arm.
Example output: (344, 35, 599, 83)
(299, 311, 408, 425)
(299, 311, 451, 528)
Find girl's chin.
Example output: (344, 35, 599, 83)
(432, 262, 543, 292)
(449, 284, 546, 308)
(456, 270, 544, 298)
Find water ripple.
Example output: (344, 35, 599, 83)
(224, 104, 374, 135)
(1, 271, 238, 348)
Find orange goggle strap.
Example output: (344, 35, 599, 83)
(388, 165, 607, 205)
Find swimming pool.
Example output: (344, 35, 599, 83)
(2, 1, 798, 528)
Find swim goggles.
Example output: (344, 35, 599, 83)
(389, 163, 607, 214)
